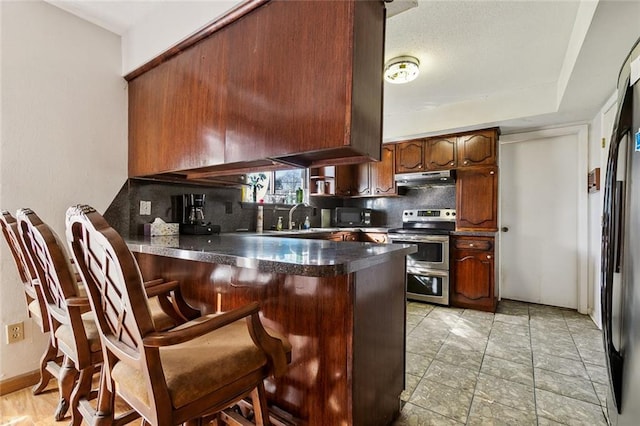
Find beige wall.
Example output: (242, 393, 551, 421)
(0, 0, 127, 380)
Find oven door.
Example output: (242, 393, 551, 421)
(388, 234, 449, 269)
(406, 267, 449, 305)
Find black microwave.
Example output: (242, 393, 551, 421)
(334, 208, 372, 227)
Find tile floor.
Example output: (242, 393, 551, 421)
(394, 299, 609, 426)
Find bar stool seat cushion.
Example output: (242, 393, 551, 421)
(111, 319, 290, 409)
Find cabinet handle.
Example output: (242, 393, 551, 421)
(490, 170, 495, 175)
(487, 255, 492, 259)
(464, 160, 469, 165)
(450, 162, 454, 166)
(469, 243, 474, 247)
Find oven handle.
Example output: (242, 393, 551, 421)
(388, 234, 449, 243)
(407, 266, 449, 277)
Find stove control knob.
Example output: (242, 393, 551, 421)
(445, 212, 450, 216)
(452, 212, 456, 216)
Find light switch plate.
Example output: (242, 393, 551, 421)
(140, 200, 151, 215)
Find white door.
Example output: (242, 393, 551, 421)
(500, 126, 588, 311)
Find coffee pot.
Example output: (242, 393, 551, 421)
(171, 194, 220, 235)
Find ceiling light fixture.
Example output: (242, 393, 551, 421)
(384, 56, 420, 84)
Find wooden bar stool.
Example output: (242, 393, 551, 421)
(66, 204, 291, 426)
(16, 208, 200, 425)
(0, 211, 60, 398)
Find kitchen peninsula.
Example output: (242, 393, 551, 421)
(127, 234, 415, 425)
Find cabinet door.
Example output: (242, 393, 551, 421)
(457, 130, 496, 167)
(354, 163, 371, 196)
(426, 137, 457, 170)
(451, 240, 495, 312)
(335, 166, 355, 197)
(456, 166, 498, 231)
(360, 232, 388, 243)
(395, 140, 426, 173)
(128, 32, 227, 177)
(342, 232, 359, 242)
(370, 144, 396, 195)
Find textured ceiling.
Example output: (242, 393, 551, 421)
(45, 0, 640, 138)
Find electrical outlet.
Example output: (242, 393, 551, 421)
(139, 200, 151, 215)
(6, 321, 24, 344)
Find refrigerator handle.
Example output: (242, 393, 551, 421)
(601, 132, 625, 414)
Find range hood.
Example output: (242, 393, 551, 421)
(394, 170, 456, 187)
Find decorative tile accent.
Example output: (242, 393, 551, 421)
(534, 368, 599, 404)
(536, 388, 607, 425)
(480, 355, 534, 386)
(474, 372, 536, 413)
(394, 402, 463, 426)
(467, 397, 537, 426)
(409, 379, 473, 423)
(533, 353, 589, 379)
(423, 359, 479, 391)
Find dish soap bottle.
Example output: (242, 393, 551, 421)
(303, 216, 310, 229)
(276, 216, 283, 231)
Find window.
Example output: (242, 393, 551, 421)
(246, 169, 306, 204)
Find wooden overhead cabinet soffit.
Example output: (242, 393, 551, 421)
(127, 0, 386, 180)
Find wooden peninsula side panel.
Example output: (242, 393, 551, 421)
(134, 252, 406, 426)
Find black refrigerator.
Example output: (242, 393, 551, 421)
(601, 37, 640, 426)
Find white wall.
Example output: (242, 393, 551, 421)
(122, 1, 242, 75)
(0, 0, 127, 380)
(587, 91, 618, 329)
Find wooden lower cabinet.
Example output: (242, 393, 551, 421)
(450, 236, 496, 312)
(360, 232, 388, 243)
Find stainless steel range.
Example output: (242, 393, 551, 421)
(388, 208, 456, 305)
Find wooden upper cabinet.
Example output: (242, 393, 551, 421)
(128, 32, 228, 176)
(334, 166, 355, 197)
(371, 145, 397, 195)
(426, 137, 457, 170)
(395, 140, 426, 173)
(349, 144, 396, 197)
(457, 129, 497, 168)
(456, 166, 498, 231)
(128, 0, 385, 178)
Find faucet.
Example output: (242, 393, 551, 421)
(287, 202, 309, 230)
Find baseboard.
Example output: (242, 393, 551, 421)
(0, 370, 39, 396)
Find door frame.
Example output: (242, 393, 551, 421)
(499, 125, 589, 314)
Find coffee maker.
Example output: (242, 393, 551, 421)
(171, 194, 220, 235)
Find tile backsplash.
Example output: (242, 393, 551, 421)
(104, 179, 455, 235)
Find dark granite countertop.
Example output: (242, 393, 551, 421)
(126, 234, 415, 277)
